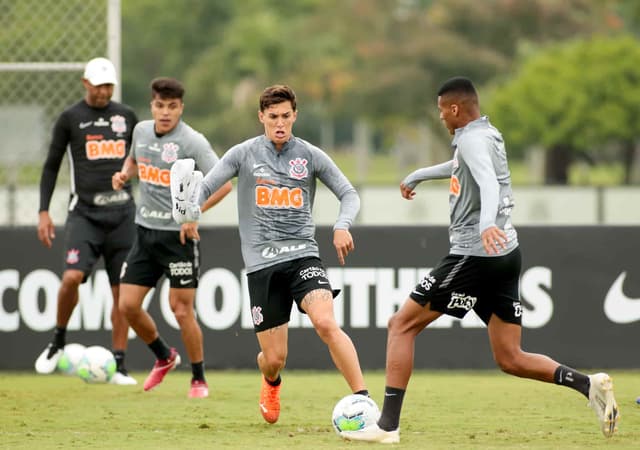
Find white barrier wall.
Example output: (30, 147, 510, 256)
(2, 185, 639, 226)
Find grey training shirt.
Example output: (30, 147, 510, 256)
(199, 135, 360, 273)
(403, 116, 518, 256)
(131, 120, 220, 230)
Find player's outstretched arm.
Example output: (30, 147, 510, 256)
(400, 160, 454, 200)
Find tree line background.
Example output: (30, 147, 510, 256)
(5, 0, 640, 186)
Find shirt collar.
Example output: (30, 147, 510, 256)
(261, 134, 295, 153)
(452, 116, 489, 145)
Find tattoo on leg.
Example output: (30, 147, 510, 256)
(301, 288, 331, 311)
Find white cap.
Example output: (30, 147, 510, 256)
(83, 57, 118, 86)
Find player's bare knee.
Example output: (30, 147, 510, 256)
(387, 313, 401, 332)
(313, 317, 339, 342)
(171, 306, 193, 325)
(118, 299, 140, 319)
(388, 313, 416, 336)
(61, 270, 83, 288)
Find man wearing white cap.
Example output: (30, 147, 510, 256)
(35, 57, 139, 385)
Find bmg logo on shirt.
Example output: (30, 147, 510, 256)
(85, 138, 126, 160)
(255, 186, 303, 208)
(138, 162, 171, 186)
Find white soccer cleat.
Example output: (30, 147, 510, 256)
(588, 372, 619, 437)
(340, 423, 400, 444)
(110, 371, 138, 386)
(34, 344, 63, 374)
(170, 158, 197, 224)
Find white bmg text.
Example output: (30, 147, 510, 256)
(0, 266, 553, 334)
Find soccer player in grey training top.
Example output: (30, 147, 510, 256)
(112, 77, 231, 398)
(341, 77, 619, 444)
(174, 84, 368, 424)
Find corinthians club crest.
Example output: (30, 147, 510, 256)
(288, 157, 308, 180)
(162, 142, 179, 163)
(110, 115, 127, 134)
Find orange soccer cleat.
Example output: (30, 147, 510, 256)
(259, 375, 281, 424)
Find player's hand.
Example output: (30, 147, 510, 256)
(180, 222, 200, 245)
(481, 226, 508, 255)
(333, 228, 354, 266)
(400, 182, 416, 200)
(112, 171, 128, 190)
(37, 211, 55, 248)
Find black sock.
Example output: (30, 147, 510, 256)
(554, 364, 590, 398)
(148, 337, 171, 360)
(191, 361, 205, 382)
(112, 350, 126, 372)
(53, 326, 66, 349)
(377, 386, 405, 431)
(354, 389, 369, 397)
(265, 374, 281, 386)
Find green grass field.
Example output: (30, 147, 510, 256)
(1, 369, 639, 449)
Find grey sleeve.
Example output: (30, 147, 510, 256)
(314, 148, 360, 230)
(198, 145, 240, 205)
(458, 136, 500, 233)
(402, 161, 453, 189)
(191, 133, 219, 174)
(334, 189, 360, 230)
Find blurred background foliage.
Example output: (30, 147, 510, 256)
(120, 0, 640, 185)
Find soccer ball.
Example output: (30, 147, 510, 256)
(56, 343, 86, 375)
(332, 394, 380, 434)
(76, 345, 116, 383)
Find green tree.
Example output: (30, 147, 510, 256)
(120, 0, 634, 184)
(183, 0, 359, 150)
(177, 0, 612, 153)
(339, 0, 613, 128)
(121, 0, 234, 114)
(487, 35, 640, 184)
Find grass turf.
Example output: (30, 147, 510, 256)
(1, 369, 639, 449)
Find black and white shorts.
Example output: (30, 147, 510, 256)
(409, 247, 523, 325)
(120, 225, 199, 289)
(247, 256, 340, 332)
(63, 204, 135, 285)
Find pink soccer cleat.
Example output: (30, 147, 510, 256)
(143, 347, 181, 391)
(188, 379, 209, 398)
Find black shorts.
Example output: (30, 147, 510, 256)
(63, 204, 135, 284)
(247, 256, 340, 332)
(409, 247, 523, 325)
(120, 225, 199, 289)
